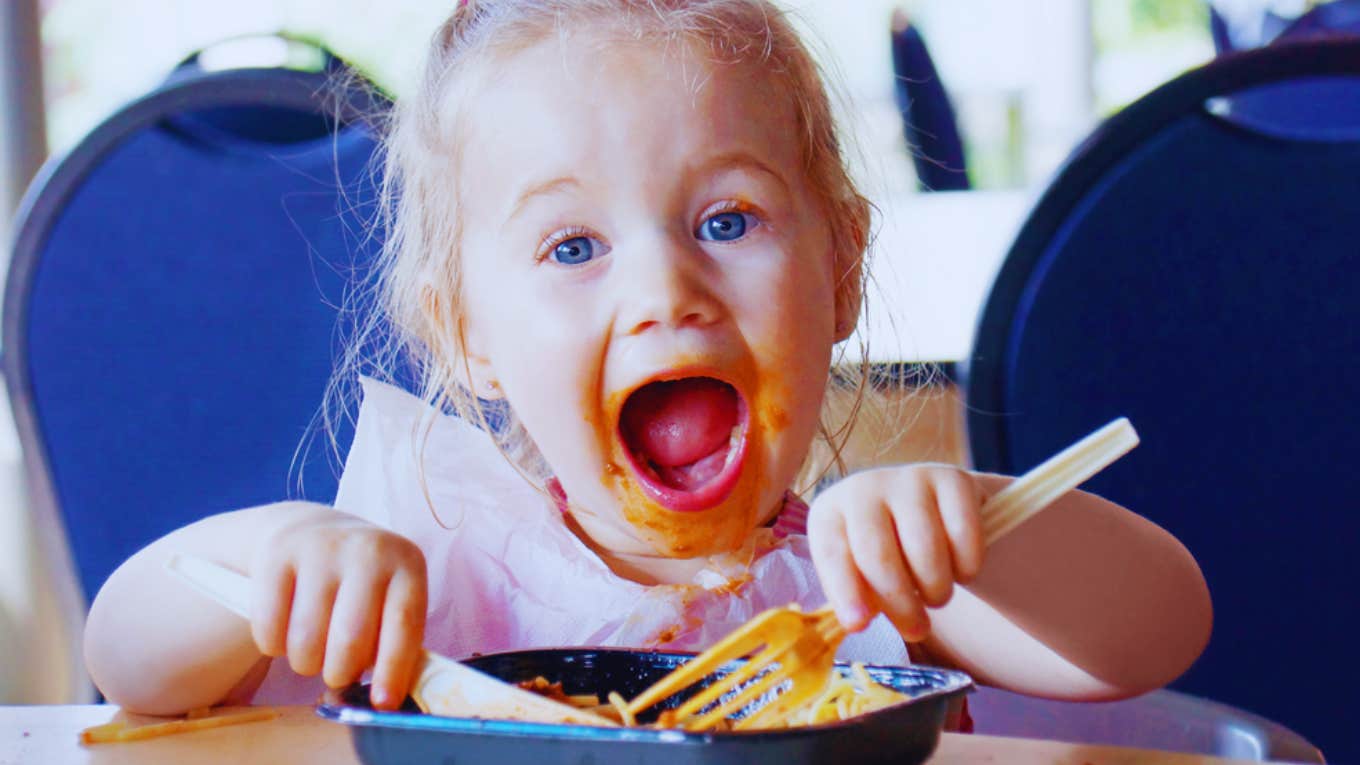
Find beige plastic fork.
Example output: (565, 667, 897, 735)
(164, 554, 618, 726)
(626, 417, 1140, 731)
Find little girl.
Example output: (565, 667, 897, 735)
(84, 0, 1211, 716)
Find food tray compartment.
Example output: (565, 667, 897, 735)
(316, 647, 972, 765)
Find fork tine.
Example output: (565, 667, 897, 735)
(666, 643, 781, 722)
(736, 648, 838, 729)
(687, 659, 800, 731)
(734, 667, 829, 731)
(625, 607, 796, 716)
(735, 618, 843, 730)
(814, 609, 845, 642)
(627, 604, 849, 731)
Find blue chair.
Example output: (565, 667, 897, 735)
(1212, 0, 1360, 53)
(1, 37, 387, 696)
(1210, 1, 1360, 175)
(1209, 6, 1233, 53)
(890, 13, 970, 191)
(1273, 0, 1360, 42)
(1209, 4, 1295, 52)
(964, 39, 1360, 762)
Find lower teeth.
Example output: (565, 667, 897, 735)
(724, 425, 741, 468)
(636, 425, 743, 491)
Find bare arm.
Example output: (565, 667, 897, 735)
(84, 500, 427, 715)
(84, 502, 319, 714)
(923, 473, 1212, 700)
(810, 466, 1212, 702)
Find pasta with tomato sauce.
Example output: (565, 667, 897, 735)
(516, 663, 908, 730)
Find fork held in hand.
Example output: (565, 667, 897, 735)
(628, 417, 1140, 731)
(626, 605, 843, 731)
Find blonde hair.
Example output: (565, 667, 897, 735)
(329, 0, 888, 496)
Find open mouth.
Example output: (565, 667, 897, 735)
(618, 376, 749, 513)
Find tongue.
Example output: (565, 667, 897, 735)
(621, 378, 738, 468)
(654, 448, 730, 489)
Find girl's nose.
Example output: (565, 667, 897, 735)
(616, 233, 724, 336)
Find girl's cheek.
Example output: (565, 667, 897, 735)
(596, 389, 628, 488)
(753, 359, 816, 452)
(762, 401, 790, 436)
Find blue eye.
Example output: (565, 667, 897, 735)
(553, 236, 597, 265)
(698, 211, 750, 242)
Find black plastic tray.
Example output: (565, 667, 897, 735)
(316, 647, 973, 765)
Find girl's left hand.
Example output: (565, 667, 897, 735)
(807, 464, 986, 641)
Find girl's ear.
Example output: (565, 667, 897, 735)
(832, 245, 863, 344)
(458, 316, 506, 401)
(831, 195, 870, 344)
(423, 284, 505, 400)
(462, 345, 505, 400)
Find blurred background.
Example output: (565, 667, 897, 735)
(8, 2, 1360, 761)
(27, 0, 1217, 204)
(5, 7, 1354, 762)
(0, 0, 1334, 717)
(1, 0, 1231, 385)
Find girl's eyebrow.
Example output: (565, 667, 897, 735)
(505, 175, 581, 226)
(503, 152, 787, 228)
(689, 151, 791, 195)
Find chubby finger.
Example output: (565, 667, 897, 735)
(322, 572, 387, 689)
(933, 470, 985, 582)
(370, 567, 427, 710)
(845, 502, 931, 640)
(890, 483, 954, 608)
(250, 558, 295, 658)
(808, 506, 875, 632)
(286, 571, 338, 677)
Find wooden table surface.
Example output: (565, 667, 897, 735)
(0, 704, 1281, 765)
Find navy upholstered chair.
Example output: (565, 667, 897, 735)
(1, 38, 387, 696)
(964, 39, 1360, 762)
(1212, 0, 1360, 53)
(1275, 0, 1360, 41)
(890, 13, 970, 191)
(1209, 6, 1233, 53)
(1209, 5, 1294, 52)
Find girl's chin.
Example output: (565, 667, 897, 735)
(606, 476, 775, 560)
(638, 523, 753, 559)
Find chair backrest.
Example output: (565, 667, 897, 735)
(891, 20, 970, 191)
(2, 46, 387, 624)
(1209, 6, 1232, 53)
(964, 40, 1360, 762)
(1276, 0, 1360, 42)
(1213, 0, 1360, 53)
(1210, 6, 1295, 52)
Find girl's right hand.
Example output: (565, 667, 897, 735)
(248, 509, 428, 710)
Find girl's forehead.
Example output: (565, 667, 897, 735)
(491, 25, 764, 87)
(457, 32, 803, 184)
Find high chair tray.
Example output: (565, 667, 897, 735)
(316, 647, 973, 765)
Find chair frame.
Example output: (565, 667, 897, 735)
(2, 64, 379, 702)
(962, 38, 1360, 762)
(972, 687, 1323, 763)
(965, 38, 1360, 472)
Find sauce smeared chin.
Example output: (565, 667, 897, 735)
(609, 469, 765, 556)
(601, 375, 768, 556)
